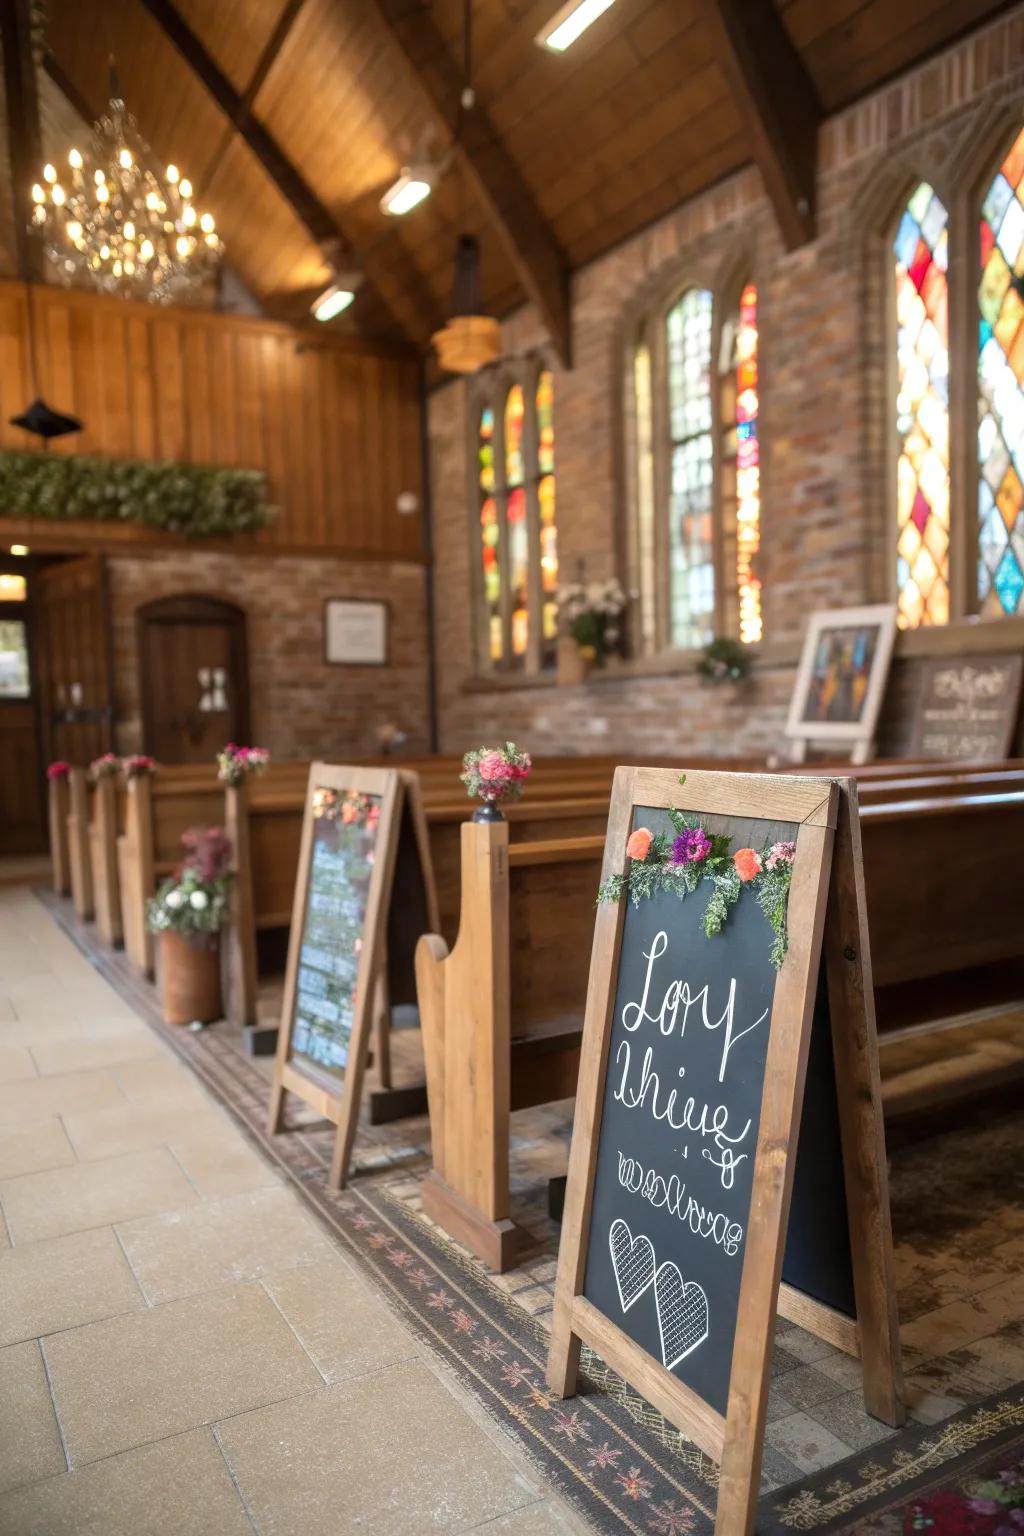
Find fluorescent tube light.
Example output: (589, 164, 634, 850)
(380, 167, 434, 217)
(536, 0, 616, 51)
(312, 284, 355, 322)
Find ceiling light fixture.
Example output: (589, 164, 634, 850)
(380, 165, 435, 217)
(312, 282, 356, 322)
(536, 0, 616, 52)
(9, 545, 30, 557)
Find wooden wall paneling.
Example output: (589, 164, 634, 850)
(39, 295, 77, 455)
(184, 321, 213, 465)
(303, 342, 327, 550)
(151, 316, 188, 462)
(0, 289, 29, 450)
(211, 324, 239, 469)
(258, 332, 287, 545)
(362, 354, 385, 555)
(332, 348, 362, 551)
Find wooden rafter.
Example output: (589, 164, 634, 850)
(199, 0, 308, 191)
(2, 0, 44, 279)
(704, 0, 820, 250)
(366, 0, 572, 367)
(132, 0, 441, 344)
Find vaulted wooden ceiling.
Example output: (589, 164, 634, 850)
(16, 0, 1019, 351)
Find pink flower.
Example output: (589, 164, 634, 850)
(733, 847, 762, 882)
(765, 841, 796, 871)
(477, 750, 511, 783)
(46, 760, 71, 780)
(626, 827, 653, 861)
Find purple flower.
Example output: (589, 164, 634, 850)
(671, 828, 712, 865)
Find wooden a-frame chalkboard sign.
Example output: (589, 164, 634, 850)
(267, 762, 437, 1189)
(547, 767, 904, 1536)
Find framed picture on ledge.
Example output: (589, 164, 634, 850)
(324, 599, 389, 667)
(786, 604, 898, 764)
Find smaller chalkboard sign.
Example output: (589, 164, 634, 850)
(267, 763, 435, 1188)
(909, 654, 1023, 761)
(547, 767, 903, 1536)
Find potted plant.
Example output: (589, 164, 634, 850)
(557, 577, 627, 683)
(146, 826, 232, 1026)
(697, 636, 751, 687)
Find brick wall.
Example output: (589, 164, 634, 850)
(107, 551, 431, 760)
(428, 9, 1024, 759)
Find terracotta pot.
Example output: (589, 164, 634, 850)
(158, 930, 223, 1026)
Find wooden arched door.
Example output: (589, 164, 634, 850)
(137, 595, 250, 764)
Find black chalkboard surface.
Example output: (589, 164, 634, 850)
(583, 807, 817, 1415)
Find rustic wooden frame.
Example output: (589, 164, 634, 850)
(786, 604, 898, 764)
(267, 762, 406, 1188)
(323, 599, 390, 667)
(546, 766, 898, 1535)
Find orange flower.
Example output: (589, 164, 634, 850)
(733, 847, 762, 882)
(625, 827, 653, 862)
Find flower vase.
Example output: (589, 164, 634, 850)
(158, 930, 223, 1026)
(557, 636, 590, 687)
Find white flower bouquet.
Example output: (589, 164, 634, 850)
(558, 578, 627, 661)
(146, 827, 232, 944)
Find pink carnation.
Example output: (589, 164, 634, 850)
(477, 750, 512, 783)
(765, 841, 796, 871)
(47, 760, 71, 780)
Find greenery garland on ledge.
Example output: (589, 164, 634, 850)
(0, 450, 274, 538)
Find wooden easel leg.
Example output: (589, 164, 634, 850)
(826, 781, 905, 1427)
(266, 1081, 285, 1135)
(373, 965, 392, 1090)
(546, 1312, 582, 1398)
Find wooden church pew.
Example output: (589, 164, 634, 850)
(66, 768, 94, 922)
(89, 773, 125, 947)
(47, 771, 72, 896)
(416, 780, 1024, 1269)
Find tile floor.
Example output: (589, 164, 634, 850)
(0, 884, 590, 1536)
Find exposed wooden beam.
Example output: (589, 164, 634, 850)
(200, 0, 308, 190)
(2, 0, 44, 280)
(364, 0, 572, 367)
(41, 51, 97, 133)
(133, 0, 441, 345)
(703, 0, 820, 250)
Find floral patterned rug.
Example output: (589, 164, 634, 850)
(38, 890, 1024, 1536)
(759, 1386, 1024, 1533)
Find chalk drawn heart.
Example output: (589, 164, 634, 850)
(609, 1219, 656, 1313)
(654, 1262, 709, 1371)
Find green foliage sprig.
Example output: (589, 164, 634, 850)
(0, 450, 274, 537)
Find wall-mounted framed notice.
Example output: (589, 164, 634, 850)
(267, 762, 435, 1187)
(909, 653, 1023, 760)
(324, 599, 389, 666)
(786, 604, 898, 764)
(547, 767, 903, 1536)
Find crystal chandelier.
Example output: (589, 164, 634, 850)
(30, 76, 222, 304)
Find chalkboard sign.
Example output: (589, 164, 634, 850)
(548, 767, 903, 1536)
(268, 763, 435, 1188)
(909, 654, 1023, 761)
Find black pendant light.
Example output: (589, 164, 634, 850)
(9, 285, 83, 443)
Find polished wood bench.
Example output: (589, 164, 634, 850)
(415, 777, 1024, 1269)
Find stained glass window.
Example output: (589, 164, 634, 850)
(536, 370, 558, 662)
(893, 180, 950, 628)
(720, 283, 762, 644)
(633, 339, 657, 654)
(667, 288, 715, 650)
(478, 407, 502, 662)
(473, 365, 558, 672)
(978, 126, 1024, 618)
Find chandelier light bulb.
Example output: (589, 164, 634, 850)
(113, 259, 123, 276)
(179, 178, 192, 198)
(31, 183, 44, 203)
(145, 191, 159, 210)
(123, 220, 135, 240)
(96, 183, 109, 202)
(119, 149, 132, 169)
(100, 244, 110, 260)
(124, 259, 135, 274)
(66, 221, 82, 242)
(199, 212, 214, 233)
(43, 163, 56, 183)
(175, 235, 190, 257)
(140, 238, 154, 260)
(94, 168, 105, 186)
(68, 148, 83, 170)
(182, 206, 196, 227)
(205, 232, 218, 247)
(51, 185, 65, 206)
(166, 164, 179, 184)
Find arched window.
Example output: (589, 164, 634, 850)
(627, 277, 762, 654)
(978, 126, 1024, 618)
(893, 180, 950, 629)
(473, 362, 558, 673)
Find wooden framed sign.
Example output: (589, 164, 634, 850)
(267, 762, 435, 1187)
(909, 653, 1023, 760)
(324, 599, 389, 666)
(547, 767, 903, 1536)
(786, 604, 898, 764)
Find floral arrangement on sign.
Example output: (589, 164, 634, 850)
(311, 787, 381, 832)
(89, 752, 120, 780)
(460, 742, 532, 806)
(217, 743, 270, 786)
(558, 578, 627, 662)
(46, 760, 71, 780)
(697, 636, 750, 685)
(146, 826, 233, 943)
(122, 754, 158, 779)
(598, 790, 796, 969)
(0, 451, 273, 538)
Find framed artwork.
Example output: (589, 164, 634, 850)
(324, 599, 389, 666)
(786, 604, 898, 763)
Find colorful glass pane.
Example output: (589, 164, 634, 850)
(479, 409, 503, 663)
(507, 485, 529, 658)
(536, 371, 558, 657)
(978, 127, 1024, 617)
(505, 385, 525, 488)
(666, 288, 714, 649)
(733, 283, 761, 644)
(894, 181, 950, 628)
